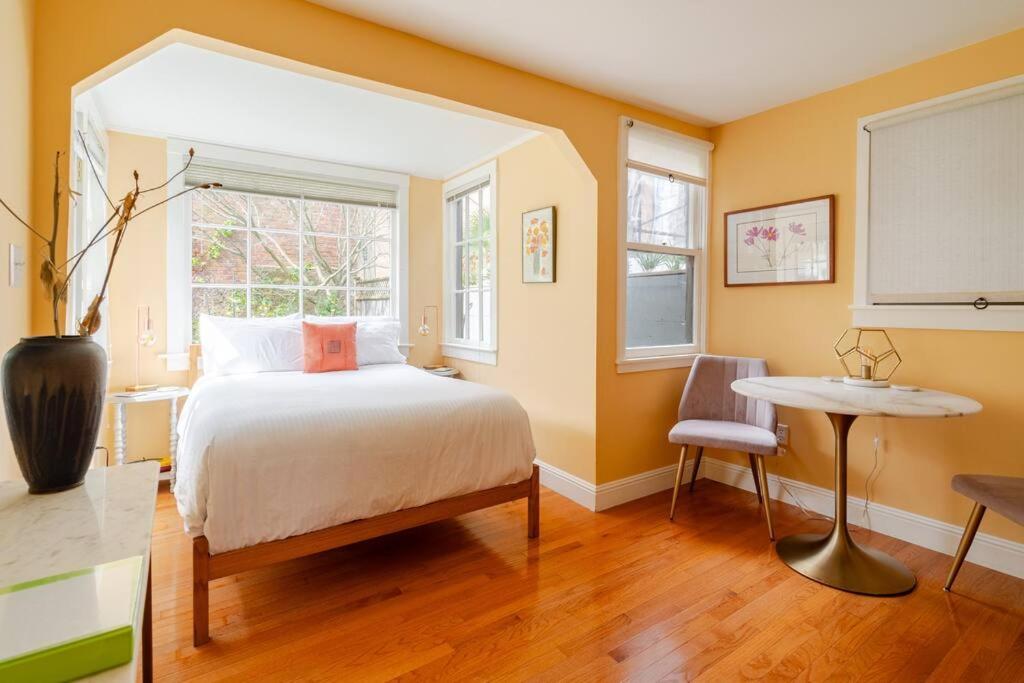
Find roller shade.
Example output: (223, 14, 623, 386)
(627, 120, 711, 181)
(185, 160, 398, 208)
(867, 84, 1024, 304)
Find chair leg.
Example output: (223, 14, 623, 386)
(688, 447, 704, 493)
(669, 446, 689, 520)
(754, 455, 775, 541)
(748, 453, 763, 506)
(944, 503, 986, 592)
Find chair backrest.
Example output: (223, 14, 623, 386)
(678, 355, 776, 432)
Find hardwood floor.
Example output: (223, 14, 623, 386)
(149, 479, 1024, 681)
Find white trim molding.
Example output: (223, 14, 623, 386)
(537, 456, 1024, 580)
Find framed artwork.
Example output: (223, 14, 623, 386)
(522, 206, 556, 283)
(724, 194, 834, 287)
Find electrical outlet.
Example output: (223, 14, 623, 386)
(776, 423, 789, 446)
(9, 244, 25, 288)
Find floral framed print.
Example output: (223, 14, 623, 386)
(724, 194, 834, 287)
(522, 206, 556, 283)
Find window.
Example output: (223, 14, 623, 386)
(442, 161, 497, 365)
(188, 188, 393, 340)
(853, 75, 1024, 332)
(618, 119, 712, 372)
(164, 142, 409, 370)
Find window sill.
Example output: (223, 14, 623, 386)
(850, 304, 1024, 332)
(616, 353, 698, 374)
(442, 343, 497, 366)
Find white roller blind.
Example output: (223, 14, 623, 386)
(867, 85, 1024, 304)
(185, 160, 398, 208)
(627, 121, 710, 180)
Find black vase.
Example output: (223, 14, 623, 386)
(2, 336, 108, 493)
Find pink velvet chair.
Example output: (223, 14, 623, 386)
(668, 354, 780, 539)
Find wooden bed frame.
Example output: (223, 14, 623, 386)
(184, 345, 540, 646)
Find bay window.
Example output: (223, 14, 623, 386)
(164, 141, 408, 370)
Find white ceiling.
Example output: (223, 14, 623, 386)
(313, 0, 1024, 125)
(88, 43, 537, 179)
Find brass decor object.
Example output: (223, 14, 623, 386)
(833, 327, 900, 388)
(775, 412, 916, 595)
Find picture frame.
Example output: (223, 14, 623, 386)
(724, 194, 834, 287)
(522, 206, 556, 283)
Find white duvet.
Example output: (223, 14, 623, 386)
(174, 365, 536, 554)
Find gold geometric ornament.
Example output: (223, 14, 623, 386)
(833, 327, 900, 387)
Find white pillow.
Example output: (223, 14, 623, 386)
(199, 314, 303, 376)
(306, 316, 406, 366)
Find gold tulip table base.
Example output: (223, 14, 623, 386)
(776, 412, 917, 596)
(776, 529, 916, 596)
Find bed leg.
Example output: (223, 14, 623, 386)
(528, 464, 540, 539)
(193, 536, 210, 647)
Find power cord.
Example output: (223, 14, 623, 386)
(772, 431, 883, 531)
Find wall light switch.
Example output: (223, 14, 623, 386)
(776, 423, 789, 446)
(9, 244, 25, 288)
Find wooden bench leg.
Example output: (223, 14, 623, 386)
(193, 536, 210, 646)
(528, 464, 540, 539)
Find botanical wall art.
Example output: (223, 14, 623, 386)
(522, 206, 556, 283)
(724, 195, 834, 286)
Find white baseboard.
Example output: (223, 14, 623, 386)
(536, 456, 1024, 580)
(536, 459, 694, 512)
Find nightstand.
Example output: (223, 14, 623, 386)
(108, 387, 189, 490)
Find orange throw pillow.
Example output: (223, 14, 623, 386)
(302, 321, 358, 372)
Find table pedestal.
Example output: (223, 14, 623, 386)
(775, 412, 916, 596)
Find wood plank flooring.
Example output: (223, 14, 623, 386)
(149, 479, 1024, 681)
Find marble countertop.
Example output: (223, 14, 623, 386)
(731, 376, 983, 418)
(0, 462, 159, 587)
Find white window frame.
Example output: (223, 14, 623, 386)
(617, 118, 712, 373)
(441, 160, 498, 365)
(163, 140, 410, 370)
(852, 74, 1024, 332)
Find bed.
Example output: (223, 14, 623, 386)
(175, 349, 538, 646)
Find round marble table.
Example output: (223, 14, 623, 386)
(731, 376, 982, 596)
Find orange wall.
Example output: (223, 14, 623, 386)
(448, 135, 597, 481)
(0, 0, 33, 481)
(30, 0, 708, 486)
(708, 28, 1024, 544)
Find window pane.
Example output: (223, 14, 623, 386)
(192, 287, 246, 341)
(251, 195, 298, 231)
(303, 288, 348, 316)
(456, 242, 479, 289)
(191, 189, 247, 227)
(302, 199, 345, 234)
(626, 250, 694, 347)
(251, 288, 299, 318)
(481, 288, 492, 347)
(626, 167, 695, 248)
(350, 238, 390, 287)
(251, 231, 300, 285)
(302, 234, 348, 287)
(192, 227, 247, 284)
(480, 239, 492, 287)
(347, 205, 392, 240)
(352, 288, 390, 317)
(455, 290, 481, 343)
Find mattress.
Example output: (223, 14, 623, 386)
(173, 364, 536, 554)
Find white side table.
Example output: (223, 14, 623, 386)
(108, 387, 189, 489)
